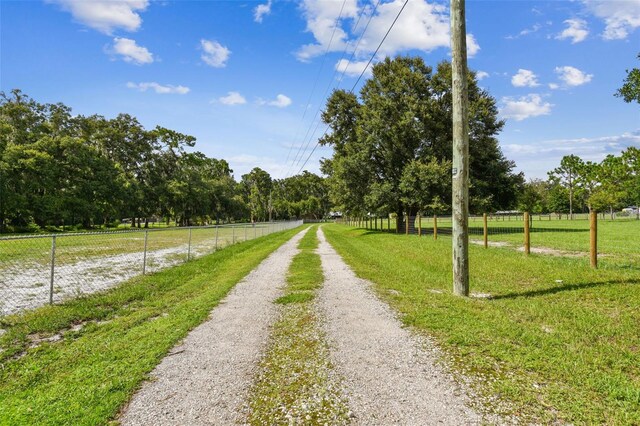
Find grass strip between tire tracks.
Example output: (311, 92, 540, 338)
(247, 226, 350, 425)
(323, 224, 640, 425)
(0, 226, 302, 426)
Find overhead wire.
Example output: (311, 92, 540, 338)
(294, 0, 409, 176)
(283, 0, 349, 178)
(287, 0, 383, 177)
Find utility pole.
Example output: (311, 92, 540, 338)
(451, 0, 470, 296)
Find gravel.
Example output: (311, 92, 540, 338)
(0, 237, 222, 316)
(316, 227, 485, 425)
(119, 228, 308, 426)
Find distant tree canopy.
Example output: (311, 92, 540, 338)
(319, 56, 523, 225)
(616, 53, 640, 104)
(0, 90, 330, 233)
(527, 148, 640, 218)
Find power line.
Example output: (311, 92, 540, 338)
(285, 0, 349, 177)
(295, 0, 409, 176)
(286, 0, 383, 178)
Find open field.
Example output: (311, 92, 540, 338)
(357, 216, 640, 266)
(0, 222, 296, 316)
(0, 225, 303, 426)
(323, 224, 640, 424)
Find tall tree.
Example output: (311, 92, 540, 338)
(320, 56, 522, 227)
(616, 53, 640, 104)
(548, 154, 584, 219)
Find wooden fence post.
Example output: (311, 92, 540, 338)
(590, 210, 598, 268)
(433, 215, 438, 240)
(524, 212, 530, 255)
(483, 213, 488, 248)
(418, 214, 422, 236)
(405, 214, 409, 235)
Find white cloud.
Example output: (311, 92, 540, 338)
(475, 71, 489, 80)
(126, 82, 189, 94)
(254, 0, 272, 23)
(51, 0, 148, 34)
(549, 83, 560, 90)
(511, 69, 540, 87)
(466, 34, 480, 57)
(219, 92, 247, 105)
(556, 18, 589, 43)
(110, 37, 153, 64)
(200, 39, 230, 68)
(555, 65, 593, 86)
(268, 94, 292, 108)
(297, 0, 463, 63)
(500, 94, 553, 121)
(504, 130, 640, 178)
(506, 23, 542, 39)
(583, 0, 640, 39)
(296, 0, 359, 61)
(335, 59, 372, 78)
(359, 0, 451, 58)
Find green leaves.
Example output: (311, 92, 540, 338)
(320, 56, 522, 218)
(615, 53, 640, 104)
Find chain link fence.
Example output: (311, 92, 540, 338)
(0, 220, 302, 317)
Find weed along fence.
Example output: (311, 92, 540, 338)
(343, 211, 634, 268)
(0, 220, 302, 317)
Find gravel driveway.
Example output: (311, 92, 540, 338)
(315, 227, 484, 425)
(119, 228, 308, 425)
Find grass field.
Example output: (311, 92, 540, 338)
(0, 225, 302, 425)
(0, 223, 277, 269)
(355, 216, 640, 267)
(323, 224, 640, 424)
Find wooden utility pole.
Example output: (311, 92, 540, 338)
(451, 0, 470, 296)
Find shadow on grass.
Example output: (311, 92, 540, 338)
(350, 227, 589, 237)
(491, 279, 639, 300)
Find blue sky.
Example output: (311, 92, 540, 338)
(1, 0, 639, 180)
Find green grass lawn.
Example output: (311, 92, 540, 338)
(248, 226, 349, 424)
(0, 223, 280, 271)
(352, 216, 640, 267)
(323, 224, 640, 424)
(0, 226, 302, 426)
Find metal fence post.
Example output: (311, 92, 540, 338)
(215, 225, 219, 251)
(49, 235, 56, 305)
(187, 227, 192, 261)
(245, 224, 247, 241)
(254, 223, 257, 239)
(143, 230, 149, 275)
(232, 225, 235, 244)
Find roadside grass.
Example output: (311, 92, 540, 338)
(247, 226, 350, 425)
(274, 291, 314, 305)
(323, 224, 640, 425)
(0, 226, 302, 426)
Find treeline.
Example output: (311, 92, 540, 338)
(320, 56, 524, 228)
(0, 90, 329, 233)
(520, 150, 640, 218)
